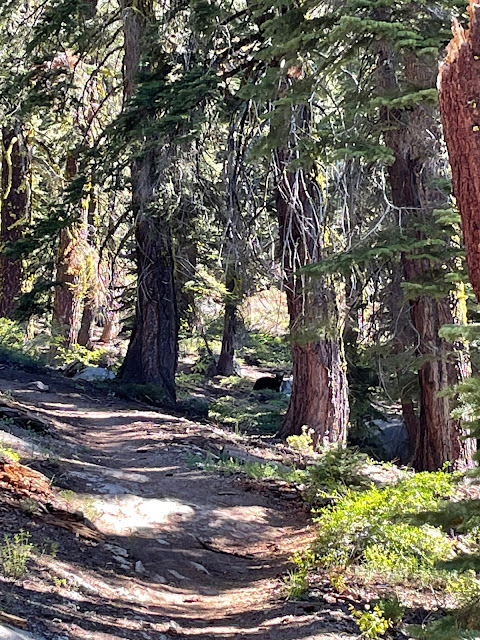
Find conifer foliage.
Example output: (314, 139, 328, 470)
(0, 0, 479, 472)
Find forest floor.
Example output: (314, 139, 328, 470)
(0, 361, 362, 640)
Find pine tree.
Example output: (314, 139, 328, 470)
(117, 0, 179, 404)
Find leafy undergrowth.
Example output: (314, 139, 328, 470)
(0, 318, 121, 371)
(176, 371, 290, 434)
(188, 443, 401, 504)
(282, 458, 480, 639)
(237, 330, 291, 369)
(208, 387, 288, 434)
(187, 450, 306, 484)
(190, 441, 480, 639)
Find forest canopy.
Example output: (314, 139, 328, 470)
(0, 0, 480, 472)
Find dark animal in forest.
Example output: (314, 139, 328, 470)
(253, 373, 283, 392)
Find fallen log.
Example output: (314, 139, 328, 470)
(0, 393, 52, 434)
(0, 455, 103, 542)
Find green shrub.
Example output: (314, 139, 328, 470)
(54, 343, 119, 369)
(0, 318, 44, 367)
(0, 318, 119, 371)
(108, 382, 170, 406)
(0, 445, 20, 461)
(0, 318, 25, 351)
(350, 604, 392, 639)
(237, 330, 291, 368)
(284, 549, 316, 598)
(189, 451, 305, 484)
(313, 471, 455, 573)
(208, 392, 288, 434)
(408, 615, 480, 639)
(304, 444, 372, 499)
(287, 426, 314, 453)
(0, 530, 34, 579)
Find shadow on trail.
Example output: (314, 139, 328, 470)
(0, 363, 359, 640)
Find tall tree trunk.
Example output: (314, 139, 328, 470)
(216, 266, 237, 376)
(52, 153, 86, 346)
(119, 1, 178, 405)
(77, 186, 98, 348)
(389, 270, 421, 458)
(100, 314, 119, 344)
(438, 0, 480, 304)
(275, 138, 349, 444)
(216, 110, 248, 377)
(77, 302, 94, 348)
(0, 123, 29, 318)
(99, 213, 120, 345)
(378, 47, 474, 470)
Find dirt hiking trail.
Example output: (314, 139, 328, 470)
(0, 364, 359, 640)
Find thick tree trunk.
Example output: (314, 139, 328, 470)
(275, 141, 349, 444)
(280, 336, 349, 444)
(119, 196, 178, 404)
(0, 123, 29, 318)
(216, 268, 237, 376)
(119, 2, 178, 404)
(438, 0, 480, 304)
(378, 47, 474, 470)
(53, 228, 84, 345)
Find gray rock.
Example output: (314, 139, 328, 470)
(280, 376, 293, 396)
(104, 544, 129, 557)
(28, 381, 49, 392)
(135, 560, 146, 574)
(74, 367, 115, 382)
(367, 417, 409, 463)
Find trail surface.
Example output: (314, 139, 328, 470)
(0, 364, 358, 640)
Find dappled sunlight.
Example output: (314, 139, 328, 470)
(92, 494, 195, 535)
(0, 370, 340, 639)
(60, 457, 151, 483)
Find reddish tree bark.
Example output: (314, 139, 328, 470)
(100, 314, 120, 344)
(378, 47, 474, 470)
(438, 0, 480, 304)
(275, 140, 349, 444)
(0, 123, 29, 318)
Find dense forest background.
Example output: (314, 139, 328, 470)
(2, 0, 480, 470)
(3, 0, 480, 637)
